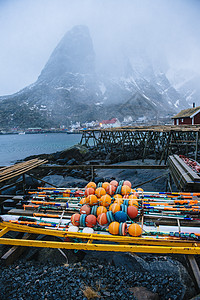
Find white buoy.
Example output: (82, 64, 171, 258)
(68, 226, 79, 232)
(82, 227, 94, 234)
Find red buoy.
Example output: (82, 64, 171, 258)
(80, 204, 91, 215)
(123, 180, 132, 188)
(106, 184, 116, 196)
(127, 206, 138, 219)
(110, 180, 118, 187)
(97, 213, 108, 226)
(85, 214, 97, 228)
(85, 187, 95, 196)
(71, 213, 81, 226)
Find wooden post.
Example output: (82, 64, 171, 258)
(195, 131, 199, 161)
(187, 255, 200, 291)
(22, 174, 26, 194)
(91, 166, 94, 181)
(142, 132, 150, 162)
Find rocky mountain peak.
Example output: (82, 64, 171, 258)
(0, 25, 191, 129)
(38, 25, 95, 84)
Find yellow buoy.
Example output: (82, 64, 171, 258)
(99, 194, 112, 207)
(87, 194, 98, 206)
(97, 206, 107, 216)
(109, 221, 120, 235)
(95, 187, 106, 198)
(121, 185, 131, 196)
(86, 182, 97, 189)
(128, 223, 142, 236)
(109, 203, 121, 214)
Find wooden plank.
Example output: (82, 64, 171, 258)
(187, 255, 200, 291)
(41, 164, 168, 170)
(174, 155, 200, 181)
(1, 233, 38, 265)
(1, 238, 200, 254)
(8, 209, 35, 216)
(0, 179, 23, 194)
(0, 159, 40, 176)
(0, 160, 48, 182)
(132, 172, 168, 189)
(28, 173, 58, 188)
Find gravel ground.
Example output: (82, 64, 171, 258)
(0, 253, 195, 300)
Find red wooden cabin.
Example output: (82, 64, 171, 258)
(172, 106, 200, 125)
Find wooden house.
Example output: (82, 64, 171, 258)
(172, 106, 200, 125)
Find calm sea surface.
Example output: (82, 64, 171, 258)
(0, 133, 82, 166)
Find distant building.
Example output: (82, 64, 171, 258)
(172, 106, 200, 125)
(27, 128, 42, 132)
(99, 118, 121, 128)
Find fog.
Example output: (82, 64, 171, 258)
(0, 0, 199, 95)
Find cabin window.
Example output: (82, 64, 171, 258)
(181, 119, 184, 122)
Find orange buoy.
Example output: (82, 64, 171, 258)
(131, 189, 136, 193)
(109, 221, 120, 235)
(80, 204, 91, 215)
(71, 213, 81, 226)
(86, 182, 97, 189)
(63, 189, 71, 197)
(137, 188, 144, 192)
(128, 199, 139, 207)
(87, 194, 98, 206)
(109, 203, 121, 214)
(129, 194, 138, 200)
(85, 214, 97, 228)
(97, 206, 107, 216)
(110, 180, 118, 187)
(127, 206, 138, 219)
(106, 184, 116, 196)
(113, 194, 122, 199)
(102, 182, 110, 190)
(132, 192, 139, 197)
(97, 212, 108, 226)
(95, 187, 106, 198)
(85, 187, 95, 196)
(114, 198, 123, 205)
(99, 194, 112, 207)
(121, 185, 131, 196)
(79, 197, 88, 205)
(128, 223, 142, 236)
(123, 180, 132, 188)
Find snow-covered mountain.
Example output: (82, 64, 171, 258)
(167, 69, 200, 107)
(0, 25, 190, 128)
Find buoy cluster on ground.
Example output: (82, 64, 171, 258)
(70, 180, 142, 237)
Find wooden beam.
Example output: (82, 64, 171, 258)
(27, 173, 58, 188)
(1, 238, 200, 254)
(187, 255, 200, 291)
(41, 164, 168, 170)
(1, 233, 38, 265)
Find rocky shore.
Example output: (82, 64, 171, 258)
(0, 144, 176, 194)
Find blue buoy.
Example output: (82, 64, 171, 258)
(114, 211, 127, 223)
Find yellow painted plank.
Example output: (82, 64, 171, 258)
(0, 227, 8, 237)
(0, 222, 199, 247)
(0, 238, 200, 254)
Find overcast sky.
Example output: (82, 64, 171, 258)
(0, 0, 199, 96)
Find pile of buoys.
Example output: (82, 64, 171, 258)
(70, 179, 143, 237)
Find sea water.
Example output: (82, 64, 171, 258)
(0, 133, 81, 166)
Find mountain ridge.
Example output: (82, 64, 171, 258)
(0, 25, 190, 129)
